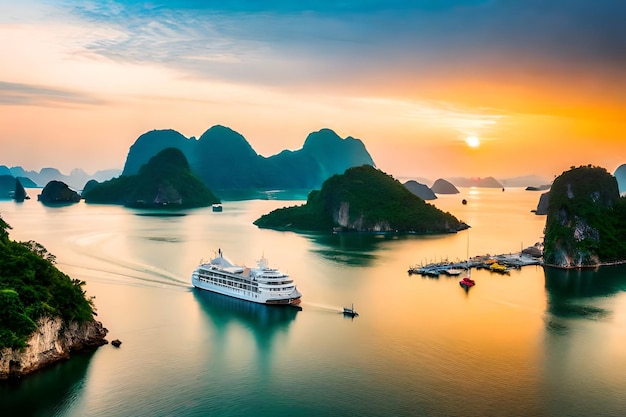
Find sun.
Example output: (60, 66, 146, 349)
(465, 136, 480, 148)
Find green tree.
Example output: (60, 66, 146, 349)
(0, 213, 96, 349)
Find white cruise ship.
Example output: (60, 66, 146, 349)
(192, 250, 302, 305)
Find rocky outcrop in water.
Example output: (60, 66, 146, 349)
(13, 178, 27, 202)
(0, 317, 108, 379)
(526, 184, 551, 191)
(534, 191, 550, 215)
(543, 165, 626, 268)
(431, 179, 459, 194)
(38, 180, 81, 204)
(403, 180, 437, 200)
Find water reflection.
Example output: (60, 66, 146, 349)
(216, 189, 310, 201)
(192, 289, 299, 351)
(308, 232, 418, 266)
(0, 351, 95, 415)
(544, 265, 626, 319)
(545, 264, 626, 298)
(541, 265, 626, 416)
(41, 201, 79, 208)
(134, 212, 187, 217)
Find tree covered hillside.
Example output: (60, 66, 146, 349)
(254, 165, 468, 233)
(543, 165, 626, 267)
(0, 215, 95, 350)
(83, 147, 220, 208)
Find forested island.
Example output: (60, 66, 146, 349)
(82, 147, 220, 208)
(0, 215, 107, 379)
(543, 165, 626, 268)
(254, 165, 468, 233)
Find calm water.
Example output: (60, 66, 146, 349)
(1, 188, 626, 416)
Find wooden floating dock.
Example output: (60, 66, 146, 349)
(408, 252, 542, 277)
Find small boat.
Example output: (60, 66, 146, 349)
(212, 203, 223, 212)
(343, 304, 359, 317)
(459, 276, 475, 288)
(489, 262, 509, 274)
(459, 233, 475, 288)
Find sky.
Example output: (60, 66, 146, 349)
(1, 0, 625, 181)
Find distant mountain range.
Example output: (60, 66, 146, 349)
(122, 125, 375, 191)
(401, 175, 552, 189)
(0, 166, 121, 191)
(4, 126, 561, 195)
(444, 177, 503, 188)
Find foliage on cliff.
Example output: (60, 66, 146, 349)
(543, 165, 626, 267)
(0, 215, 95, 350)
(83, 147, 220, 208)
(254, 165, 467, 233)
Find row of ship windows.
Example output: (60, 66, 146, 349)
(267, 286, 295, 292)
(201, 278, 260, 297)
(199, 276, 258, 292)
(199, 276, 294, 293)
(207, 272, 258, 285)
(205, 273, 292, 287)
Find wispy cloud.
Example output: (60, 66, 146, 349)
(44, 0, 623, 109)
(0, 81, 105, 106)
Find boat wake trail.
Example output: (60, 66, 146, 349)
(300, 302, 346, 314)
(54, 231, 193, 289)
(58, 261, 192, 290)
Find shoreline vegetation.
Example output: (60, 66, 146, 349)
(0, 214, 107, 380)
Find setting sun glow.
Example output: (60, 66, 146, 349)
(465, 136, 480, 148)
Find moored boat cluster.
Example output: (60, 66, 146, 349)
(408, 251, 542, 277)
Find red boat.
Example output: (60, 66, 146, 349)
(459, 276, 475, 288)
(459, 234, 475, 289)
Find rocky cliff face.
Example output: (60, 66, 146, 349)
(543, 166, 623, 268)
(534, 191, 550, 215)
(0, 317, 108, 379)
(333, 201, 392, 232)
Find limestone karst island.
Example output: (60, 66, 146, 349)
(543, 165, 626, 268)
(254, 165, 468, 234)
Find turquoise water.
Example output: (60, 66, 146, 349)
(1, 188, 626, 416)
